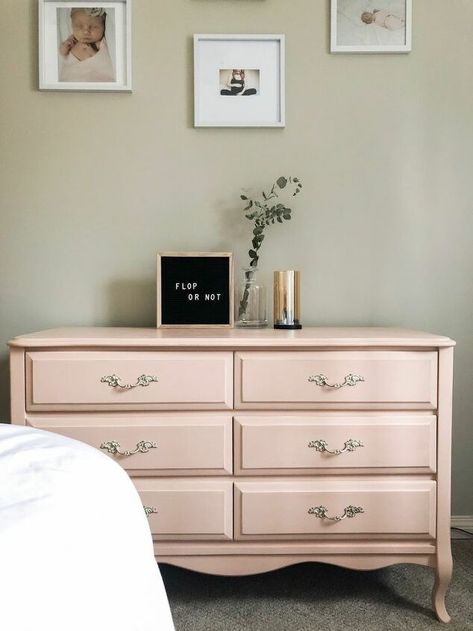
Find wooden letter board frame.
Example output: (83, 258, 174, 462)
(156, 252, 233, 329)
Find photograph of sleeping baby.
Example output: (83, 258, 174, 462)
(219, 69, 260, 97)
(332, 0, 411, 51)
(57, 7, 116, 82)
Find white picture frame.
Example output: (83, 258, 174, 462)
(331, 0, 412, 53)
(194, 34, 285, 128)
(38, 0, 132, 91)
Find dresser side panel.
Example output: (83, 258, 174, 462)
(10, 347, 26, 425)
(436, 347, 454, 563)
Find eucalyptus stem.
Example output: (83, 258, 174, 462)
(238, 176, 303, 319)
(238, 269, 253, 318)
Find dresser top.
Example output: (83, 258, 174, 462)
(9, 327, 455, 349)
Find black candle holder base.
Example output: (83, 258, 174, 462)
(274, 322, 302, 330)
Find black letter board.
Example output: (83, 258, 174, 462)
(157, 252, 233, 328)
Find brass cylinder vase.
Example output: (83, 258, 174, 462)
(273, 270, 302, 329)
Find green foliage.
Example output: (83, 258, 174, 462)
(240, 175, 303, 269)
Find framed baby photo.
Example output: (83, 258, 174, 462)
(331, 0, 412, 53)
(157, 252, 234, 328)
(194, 34, 285, 127)
(38, 0, 132, 90)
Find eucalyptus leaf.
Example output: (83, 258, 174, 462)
(238, 175, 303, 303)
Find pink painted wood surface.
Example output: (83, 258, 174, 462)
(235, 415, 436, 474)
(235, 480, 436, 539)
(156, 554, 435, 576)
(7, 326, 456, 622)
(28, 415, 233, 475)
(9, 347, 25, 425)
(9, 327, 455, 348)
(235, 351, 438, 409)
(133, 479, 233, 540)
(153, 539, 436, 556)
(433, 347, 454, 623)
(26, 351, 233, 411)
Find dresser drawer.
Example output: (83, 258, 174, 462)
(26, 351, 233, 411)
(134, 479, 233, 540)
(28, 414, 233, 475)
(235, 351, 438, 409)
(234, 415, 436, 474)
(234, 480, 436, 539)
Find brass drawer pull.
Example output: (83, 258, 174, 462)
(100, 374, 159, 389)
(308, 438, 364, 455)
(143, 506, 158, 516)
(308, 505, 364, 522)
(308, 373, 364, 389)
(100, 440, 158, 456)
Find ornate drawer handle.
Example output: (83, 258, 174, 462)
(143, 506, 158, 516)
(308, 505, 365, 522)
(308, 438, 364, 455)
(100, 440, 158, 456)
(100, 374, 159, 389)
(308, 373, 365, 389)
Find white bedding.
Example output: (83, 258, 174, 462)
(0, 424, 175, 631)
(336, 0, 407, 47)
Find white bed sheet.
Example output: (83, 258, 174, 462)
(0, 424, 175, 631)
(336, 0, 407, 47)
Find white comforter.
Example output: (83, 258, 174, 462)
(0, 424, 175, 631)
(336, 0, 407, 46)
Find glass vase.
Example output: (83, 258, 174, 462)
(235, 267, 268, 328)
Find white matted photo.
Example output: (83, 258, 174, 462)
(331, 0, 412, 53)
(194, 35, 285, 127)
(39, 0, 132, 90)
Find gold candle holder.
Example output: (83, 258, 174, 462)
(273, 270, 302, 329)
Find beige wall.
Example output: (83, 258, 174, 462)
(1, 0, 472, 514)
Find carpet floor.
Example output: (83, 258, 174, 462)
(160, 539, 473, 631)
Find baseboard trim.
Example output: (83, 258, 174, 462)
(451, 515, 473, 531)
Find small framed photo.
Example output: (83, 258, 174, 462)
(38, 0, 132, 90)
(194, 34, 285, 127)
(157, 252, 234, 328)
(331, 0, 412, 53)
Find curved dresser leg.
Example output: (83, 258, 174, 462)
(432, 557, 453, 623)
(434, 347, 454, 624)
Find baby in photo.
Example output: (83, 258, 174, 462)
(58, 7, 115, 82)
(361, 8, 405, 30)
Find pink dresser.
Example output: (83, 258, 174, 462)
(9, 327, 455, 622)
